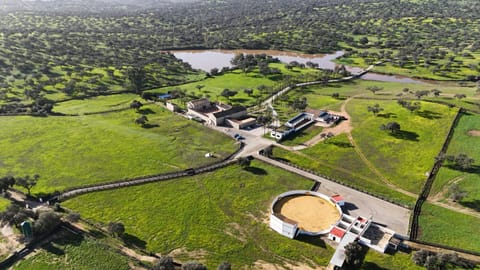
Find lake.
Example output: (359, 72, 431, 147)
(171, 49, 426, 84)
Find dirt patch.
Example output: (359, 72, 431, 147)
(253, 260, 324, 270)
(168, 247, 208, 263)
(467, 130, 480, 137)
(0, 225, 22, 258)
(273, 195, 341, 232)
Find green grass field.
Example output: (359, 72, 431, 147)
(361, 250, 423, 270)
(0, 104, 236, 194)
(13, 232, 132, 270)
(347, 99, 457, 193)
(271, 137, 416, 207)
(418, 202, 480, 252)
(431, 112, 480, 211)
(0, 197, 10, 212)
(53, 93, 139, 115)
(280, 124, 323, 146)
(63, 160, 335, 269)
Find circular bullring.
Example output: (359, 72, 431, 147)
(271, 190, 342, 236)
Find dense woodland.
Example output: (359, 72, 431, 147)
(1, 0, 480, 110)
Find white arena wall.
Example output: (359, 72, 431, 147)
(270, 190, 343, 238)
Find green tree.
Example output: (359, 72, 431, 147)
(16, 174, 39, 195)
(127, 66, 146, 93)
(367, 104, 383, 116)
(344, 241, 364, 267)
(0, 204, 32, 226)
(237, 157, 251, 169)
(34, 211, 61, 235)
(359, 37, 369, 45)
(380, 122, 401, 133)
(108, 221, 125, 237)
(135, 115, 149, 127)
(182, 261, 207, 270)
(217, 262, 231, 270)
(0, 176, 15, 193)
(366, 86, 383, 95)
(449, 183, 467, 202)
(152, 256, 175, 270)
(220, 89, 237, 102)
(130, 100, 143, 111)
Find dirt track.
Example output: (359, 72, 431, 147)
(274, 195, 340, 232)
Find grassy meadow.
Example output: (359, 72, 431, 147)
(418, 202, 480, 252)
(0, 197, 10, 212)
(63, 161, 335, 269)
(53, 93, 140, 115)
(347, 99, 457, 193)
(0, 103, 236, 194)
(13, 232, 132, 270)
(271, 137, 416, 207)
(431, 112, 480, 211)
(361, 250, 423, 270)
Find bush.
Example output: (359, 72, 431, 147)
(34, 211, 61, 235)
(152, 256, 175, 270)
(182, 261, 207, 270)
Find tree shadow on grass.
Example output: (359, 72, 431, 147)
(244, 166, 268, 175)
(88, 229, 107, 239)
(377, 112, 397, 118)
(360, 262, 389, 270)
(42, 242, 66, 256)
(274, 157, 291, 163)
(138, 108, 156, 115)
(142, 123, 160, 129)
(389, 130, 419, 141)
(416, 110, 442, 120)
(231, 98, 249, 104)
(296, 235, 326, 248)
(444, 164, 480, 174)
(459, 199, 480, 212)
(330, 141, 354, 148)
(44, 230, 84, 255)
(122, 233, 147, 249)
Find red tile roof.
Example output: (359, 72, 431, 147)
(331, 195, 344, 202)
(330, 227, 346, 238)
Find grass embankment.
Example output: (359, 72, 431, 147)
(0, 103, 236, 194)
(431, 112, 480, 209)
(64, 161, 334, 269)
(14, 231, 132, 270)
(418, 202, 480, 252)
(347, 99, 457, 193)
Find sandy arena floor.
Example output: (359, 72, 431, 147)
(273, 195, 341, 232)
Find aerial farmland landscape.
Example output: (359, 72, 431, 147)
(0, 0, 479, 269)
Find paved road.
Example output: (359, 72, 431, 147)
(253, 154, 411, 235)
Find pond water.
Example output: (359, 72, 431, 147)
(171, 49, 427, 84)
